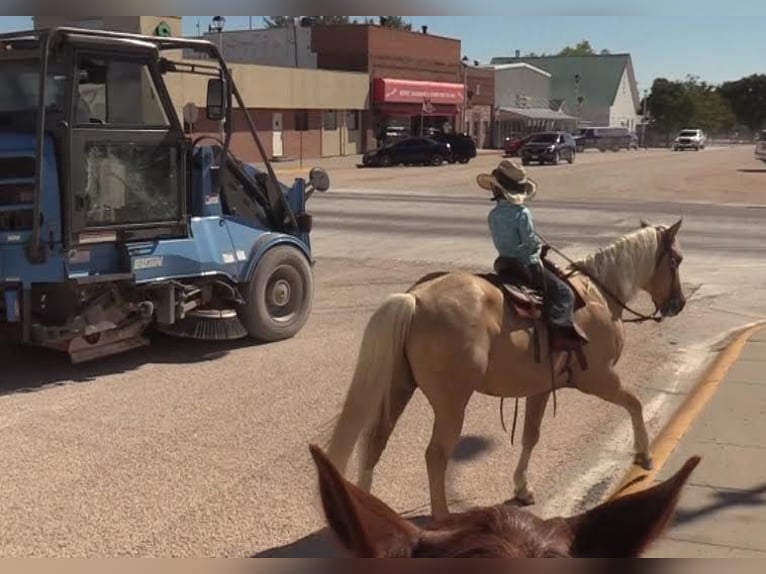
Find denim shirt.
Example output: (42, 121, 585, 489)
(487, 200, 542, 266)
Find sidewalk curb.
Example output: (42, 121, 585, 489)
(607, 320, 766, 501)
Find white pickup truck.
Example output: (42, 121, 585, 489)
(672, 128, 706, 151)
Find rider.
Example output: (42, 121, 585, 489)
(476, 159, 589, 352)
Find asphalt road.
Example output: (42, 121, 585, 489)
(1, 146, 764, 557)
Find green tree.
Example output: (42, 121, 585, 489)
(647, 78, 693, 144)
(647, 76, 737, 143)
(719, 73, 766, 132)
(557, 40, 610, 56)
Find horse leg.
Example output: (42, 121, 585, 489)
(357, 380, 416, 492)
(425, 392, 471, 521)
(512, 391, 551, 506)
(584, 370, 652, 471)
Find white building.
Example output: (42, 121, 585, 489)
(486, 62, 578, 146)
(490, 53, 642, 131)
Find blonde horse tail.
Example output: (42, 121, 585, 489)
(325, 292, 417, 476)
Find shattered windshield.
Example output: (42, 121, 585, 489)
(0, 60, 68, 115)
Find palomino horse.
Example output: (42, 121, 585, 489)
(310, 444, 700, 557)
(325, 219, 686, 520)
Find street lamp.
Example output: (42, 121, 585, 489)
(574, 74, 582, 127)
(461, 56, 470, 135)
(209, 16, 225, 55)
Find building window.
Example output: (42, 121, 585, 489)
(295, 110, 309, 132)
(323, 110, 338, 131)
(347, 110, 359, 131)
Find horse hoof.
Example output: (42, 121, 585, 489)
(513, 491, 536, 507)
(634, 453, 654, 471)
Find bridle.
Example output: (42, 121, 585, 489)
(539, 226, 681, 324)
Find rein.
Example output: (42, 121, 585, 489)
(535, 231, 666, 325)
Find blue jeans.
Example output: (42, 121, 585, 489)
(528, 263, 575, 329)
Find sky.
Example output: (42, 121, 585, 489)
(3, 13, 764, 92)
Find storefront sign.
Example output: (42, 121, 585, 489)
(373, 78, 465, 105)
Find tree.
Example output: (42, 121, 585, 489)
(263, 16, 356, 28)
(647, 76, 737, 143)
(719, 73, 766, 132)
(647, 78, 694, 144)
(557, 40, 610, 56)
(374, 16, 413, 30)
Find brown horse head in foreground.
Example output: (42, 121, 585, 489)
(310, 444, 700, 558)
(325, 220, 686, 520)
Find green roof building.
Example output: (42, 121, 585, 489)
(489, 53, 642, 131)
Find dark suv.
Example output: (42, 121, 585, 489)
(521, 131, 577, 165)
(431, 132, 477, 164)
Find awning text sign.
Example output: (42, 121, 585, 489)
(374, 78, 465, 105)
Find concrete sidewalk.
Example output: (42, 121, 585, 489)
(642, 325, 766, 557)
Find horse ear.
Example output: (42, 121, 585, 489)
(667, 218, 683, 239)
(639, 218, 651, 228)
(309, 444, 420, 557)
(563, 456, 700, 557)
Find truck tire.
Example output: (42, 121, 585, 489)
(238, 245, 314, 342)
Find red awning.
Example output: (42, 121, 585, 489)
(373, 77, 465, 105)
(375, 102, 460, 117)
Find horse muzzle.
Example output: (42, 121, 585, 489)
(661, 297, 686, 317)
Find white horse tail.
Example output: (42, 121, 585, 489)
(325, 292, 417, 476)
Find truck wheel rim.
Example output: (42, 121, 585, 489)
(266, 266, 302, 322)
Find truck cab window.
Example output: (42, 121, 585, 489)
(76, 56, 169, 127)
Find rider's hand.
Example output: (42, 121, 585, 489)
(541, 244, 551, 258)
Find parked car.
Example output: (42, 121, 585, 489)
(520, 131, 577, 165)
(361, 136, 451, 167)
(504, 134, 533, 157)
(431, 132, 477, 164)
(573, 126, 636, 152)
(755, 130, 766, 163)
(673, 128, 706, 151)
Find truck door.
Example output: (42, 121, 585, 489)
(68, 52, 187, 248)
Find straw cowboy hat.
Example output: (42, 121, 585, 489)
(476, 159, 538, 204)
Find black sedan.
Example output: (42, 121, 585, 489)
(361, 136, 452, 167)
(521, 131, 577, 165)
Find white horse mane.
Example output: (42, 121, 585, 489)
(571, 226, 659, 304)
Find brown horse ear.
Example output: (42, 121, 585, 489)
(563, 456, 700, 557)
(639, 218, 652, 228)
(667, 218, 683, 239)
(309, 444, 420, 557)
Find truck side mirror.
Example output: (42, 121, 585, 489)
(206, 78, 227, 121)
(309, 167, 330, 193)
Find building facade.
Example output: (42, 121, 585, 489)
(463, 66, 495, 148)
(489, 53, 642, 131)
(188, 25, 317, 68)
(311, 24, 466, 151)
(487, 63, 577, 146)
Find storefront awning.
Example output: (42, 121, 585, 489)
(373, 77, 465, 106)
(497, 106, 578, 122)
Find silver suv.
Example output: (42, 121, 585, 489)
(755, 130, 766, 163)
(673, 128, 706, 151)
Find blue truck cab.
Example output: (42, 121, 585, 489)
(0, 27, 329, 363)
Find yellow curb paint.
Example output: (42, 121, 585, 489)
(608, 322, 766, 501)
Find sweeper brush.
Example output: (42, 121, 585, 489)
(157, 309, 249, 341)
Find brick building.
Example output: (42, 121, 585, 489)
(462, 65, 495, 148)
(311, 24, 469, 151)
